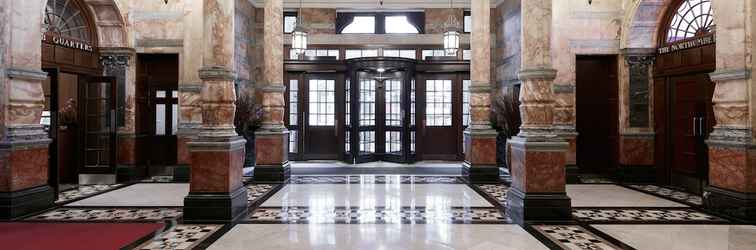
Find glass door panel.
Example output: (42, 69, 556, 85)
(81, 76, 117, 174)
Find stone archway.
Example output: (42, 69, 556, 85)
(82, 0, 128, 49)
(620, 0, 675, 50)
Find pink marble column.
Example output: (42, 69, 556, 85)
(0, 0, 55, 219)
(183, 0, 248, 223)
(254, 0, 290, 182)
(704, 0, 756, 222)
(506, 0, 571, 224)
(463, 0, 499, 183)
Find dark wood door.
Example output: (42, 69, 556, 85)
(79, 76, 117, 175)
(670, 74, 714, 192)
(136, 54, 179, 168)
(417, 74, 461, 161)
(303, 74, 342, 160)
(576, 56, 619, 174)
(43, 68, 60, 196)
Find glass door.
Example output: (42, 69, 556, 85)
(417, 75, 462, 160)
(302, 74, 343, 160)
(351, 71, 412, 163)
(79, 76, 117, 175)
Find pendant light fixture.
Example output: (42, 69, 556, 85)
(443, 0, 461, 56)
(291, 0, 308, 57)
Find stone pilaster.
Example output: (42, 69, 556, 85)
(0, 0, 54, 220)
(183, 0, 247, 223)
(463, 0, 499, 183)
(254, 0, 290, 182)
(703, 0, 756, 223)
(506, 0, 571, 225)
(618, 50, 656, 183)
(100, 48, 142, 182)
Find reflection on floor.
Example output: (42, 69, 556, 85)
(10, 175, 756, 249)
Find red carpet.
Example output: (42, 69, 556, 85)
(0, 223, 164, 250)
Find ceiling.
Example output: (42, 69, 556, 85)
(251, 0, 504, 9)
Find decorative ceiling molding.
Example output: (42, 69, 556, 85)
(250, 0, 503, 9)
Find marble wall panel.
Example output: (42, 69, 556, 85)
(619, 136, 654, 166)
(425, 8, 463, 34)
(300, 8, 336, 34)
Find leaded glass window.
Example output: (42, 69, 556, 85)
(308, 79, 335, 126)
(44, 0, 92, 42)
(666, 0, 714, 43)
(425, 80, 453, 127)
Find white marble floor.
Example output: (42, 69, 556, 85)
(262, 184, 492, 207)
(567, 184, 688, 207)
(209, 224, 548, 250)
(593, 224, 756, 250)
(65, 183, 188, 207)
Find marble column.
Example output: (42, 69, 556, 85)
(254, 0, 290, 182)
(0, 0, 55, 219)
(618, 49, 656, 183)
(704, 0, 755, 222)
(100, 48, 141, 182)
(506, 0, 571, 225)
(463, 0, 499, 183)
(183, 0, 248, 223)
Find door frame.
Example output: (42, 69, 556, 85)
(78, 75, 118, 175)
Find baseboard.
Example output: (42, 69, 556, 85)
(0, 185, 55, 220)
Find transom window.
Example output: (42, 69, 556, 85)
(665, 0, 714, 43)
(463, 11, 472, 33)
(284, 13, 298, 34)
(346, 49, 379, 59)
(383, 49, 417, 59)
(43, 0, 93, 42)
(337, 12, 425, 34)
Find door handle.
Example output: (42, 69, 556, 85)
(699, 117, 705, 137)
(334, 119, 338, 137)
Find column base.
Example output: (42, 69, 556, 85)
(183, 185, 248, 223)
(616, 165, 656, 183)
(506, 187, 572, 225)
(116, 165, 147, 183)
(462, 163, 500, 183)
(0, 185, 55, 220)
(704, 186, 756, 223)
(463, 129, 499, 183)
(253, 162, 291, 183)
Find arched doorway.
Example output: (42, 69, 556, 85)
(41, 0, 118, 193)
(654, 0, 715, 193)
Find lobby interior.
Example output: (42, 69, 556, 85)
(1, 0, 756, 249)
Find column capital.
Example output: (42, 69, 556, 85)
(259, 84, 287, 93)
(518, 68, 557, 81)
(199, 66, 236, 81)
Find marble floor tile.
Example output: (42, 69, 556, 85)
(532, 225, 623, 250)
(573, 208, 726, 223)
(137, 224, 223, 250)
(475, 184, 509, 207)
(262, 184, 493, 207)
(626, 184, 704, 206)
(246, 206, 508, 224)
(65, 184, 188, 207)
(567, 185, 688, 207)
(593, 224, 756, 250)
(208, 224, 548, 250)
(56, 184, 123, 204)
(290, 175, 463, 184)
(27, 207, 182, 221)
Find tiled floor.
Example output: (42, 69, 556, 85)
(15, 174, 756, 249)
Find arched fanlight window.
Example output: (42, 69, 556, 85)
(665, 0, 714, 44)
(43, 0, 93, 42)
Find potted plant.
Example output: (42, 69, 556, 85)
(234, 93, 263, 169)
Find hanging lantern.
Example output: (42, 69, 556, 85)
(291, 0, 308, 57)
(291, 26, 308, 56)
(443, 28, 460, 56)
(443, 0, 460, 56)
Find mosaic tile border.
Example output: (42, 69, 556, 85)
(244, 206, 510, 224)
(137, 224, 223, 250)
(289, 175, 464, 184)
(55, 184, 126, 204)
(25, 207, 183, 222)
(572, 207, 727, 224)
(624, 184, 703, 206)
(473, 184, 509, 208)
(530, 225, 627, 250)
